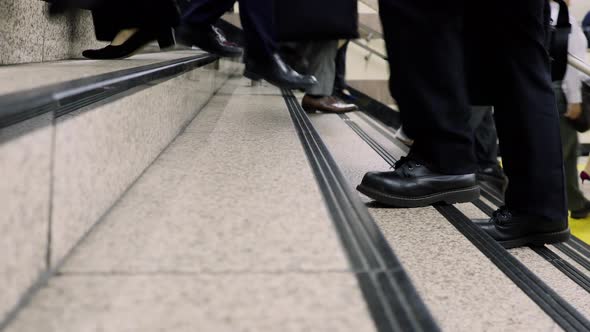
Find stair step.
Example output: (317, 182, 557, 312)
(4, 78, 377, 332)
(0, 51, 236, 326)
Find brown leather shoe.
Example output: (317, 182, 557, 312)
(301, 95, 358, 114)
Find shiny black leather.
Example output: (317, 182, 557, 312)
(176, 24, 243, 57)
(357, 158, 479, 207)
(244, 53, 317, 90)
(474, 209, 569, 248)
(361, 159, 477, 197)
(82, 28, 175, 60)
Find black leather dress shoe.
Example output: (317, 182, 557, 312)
(570, 201, 590, 219)
(474, 208, 570, 248)
(176, 24, 243, 57)
(244, 53, 318, 90)
(83, 28, 175, 60)
(356, 157, 480, 208)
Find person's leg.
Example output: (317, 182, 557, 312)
(298, 41, 358, 114)
(378, 0, 475, 175)
(334, 41, 349, 92)
(485, 1, 566, 223)
(560, 117, 589, 212)
(300, 41, 338, 97)
(471, 106, 508, 195)
(181, 0, 236, 26)
(470, 0, 569, 248)
(358, 0, 479, 208)
(236, 0, 277, 61)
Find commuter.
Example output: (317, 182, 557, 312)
(358, 0, 570, 248)
(177, 0, 317, 90)
(286, 41, 357, 114)
(552, 0, 590, 219)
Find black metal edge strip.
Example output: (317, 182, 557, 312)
(280, 89, 439, 332)
(0, 53, 218, 129)
(436, 205, 590, 331)
(0, 73, 237, 331)
(569, 236, 590, 258)
(532, 246, 590, 292)
(555, 243, 590, 273)
(336, 111, 590, 331)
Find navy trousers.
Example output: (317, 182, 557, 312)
(379, 0, 566, 222)
(181, 0, 277, 61)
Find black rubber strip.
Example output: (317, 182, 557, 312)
(436, 205, 590, 331)
(338, 112, 590, 331)
(569, 236, 590, 259)
(281, 89, 439, 332)
(0, 54, 218, 129)
(532, 246, 590, 292)
(555, 243, 590, 273)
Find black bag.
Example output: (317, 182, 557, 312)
(567, 80, 590, 133)
(275, 0, 359, 42)
(549, 0, 571, 81)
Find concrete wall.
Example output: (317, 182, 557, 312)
(0, 59, 239, 324)
(0, 0, 102, 65)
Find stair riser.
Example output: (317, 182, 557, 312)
(0, 60, 239, 324)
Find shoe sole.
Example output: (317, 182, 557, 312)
(243, 70, 315, 90)
(356, 184, 480, 208)
(497, 228, 571, 249)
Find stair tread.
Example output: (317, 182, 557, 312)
(5, 78, 377, 332)
(0, 51, 205, 96)
(309, 112, 563, 331)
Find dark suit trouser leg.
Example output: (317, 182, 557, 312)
(181, 0, 277, 61)
(378, 0, 475, 175)
(470, 106, 500, 169)
(470, 1, 566, 222)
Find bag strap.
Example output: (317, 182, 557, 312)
(550, 0, 571, 82)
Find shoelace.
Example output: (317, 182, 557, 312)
(392, 156, 422, 177)
(491, 208, 512, 225)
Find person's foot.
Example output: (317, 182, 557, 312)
(476, 165, 508, 196)
(571, 201, 590, 219)
(356, 157, 480, 208)
(83, 28, 175, 60)
(244, 53, 317, 90)
(474, 208, 570, 248)
(176, 24, 243, 57)
(302, 95, 358, 114)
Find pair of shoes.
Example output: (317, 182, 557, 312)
(356, 156, 480, 208)
(571, 201, 590, 219)
(176, 24, 243, 57)
(581, 171, 590, 183)
(83, 28, 175, 60)
(301, 95, 358, 114)
(476, 165, 508, 196)
(475, 208, 570, 249)
(244, 53, 317, 90)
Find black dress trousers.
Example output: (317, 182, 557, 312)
(181, 0, 277, 62)
(96, 0, 179, 41)
(378, 0, 567, 222)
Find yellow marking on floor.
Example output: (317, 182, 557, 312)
(569, 215, 590, 244)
